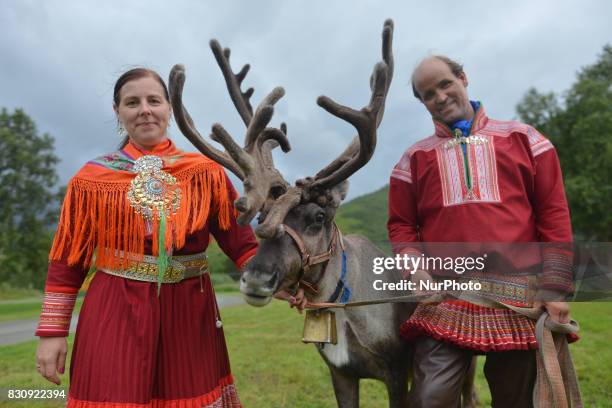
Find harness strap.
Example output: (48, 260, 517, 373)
(283, 223, 338, 272)
(283, 225, 311, 270)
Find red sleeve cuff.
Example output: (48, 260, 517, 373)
(235, 247, 258, 269)
(35, 291, 77, 337)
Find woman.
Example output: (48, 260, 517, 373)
(35, 68, 257, 407)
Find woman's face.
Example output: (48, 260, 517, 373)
(114, 76, 171, 149)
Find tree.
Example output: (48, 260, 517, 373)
(0, 108, 61, 289)
(516, 45, 612, 241)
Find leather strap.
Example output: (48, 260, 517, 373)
(283, 223, 340, 294)
(283, 223, 339, 272)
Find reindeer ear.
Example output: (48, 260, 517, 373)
(330, 180, 350, 206)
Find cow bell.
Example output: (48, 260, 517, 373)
(302, 309, 337, 345)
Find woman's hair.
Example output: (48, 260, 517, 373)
(114, 68, 170, 148)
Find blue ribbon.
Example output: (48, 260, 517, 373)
(327, 250, 352, 304)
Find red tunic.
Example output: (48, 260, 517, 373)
(387, 105, 574, 352)
(37, 139, 258, 407)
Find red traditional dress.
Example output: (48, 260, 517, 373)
(388, 104, 575, 352)
(36, 139, 258, 407)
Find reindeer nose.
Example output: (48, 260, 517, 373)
(240, 267, 277, 297)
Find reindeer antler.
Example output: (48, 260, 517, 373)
(311, 18, 394, 190)
(169, 40, 291, 226)
(254, 19, 394, 239)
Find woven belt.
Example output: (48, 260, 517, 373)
(101, 252, 209, 284)
(452, 274, 537, 307)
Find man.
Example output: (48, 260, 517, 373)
(387, 56, 575, 407)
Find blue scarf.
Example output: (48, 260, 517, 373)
(451, 101, 480, 155)
(451, 100, 480, 136)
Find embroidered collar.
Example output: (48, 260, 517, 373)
(433, 101, 488, 138)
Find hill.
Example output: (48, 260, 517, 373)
(336, 184, 390, 252)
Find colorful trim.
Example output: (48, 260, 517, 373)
(435, 134, 500, 206)
(36, 290, 78, 337)
(88, 150, 136, 172)
(400, 300, 538, 352)
(391, 135, 444, 184)
(49, 161, 233, 272)
(526, 126, 554, 157)
(453, 274, 535, 307)
(235, 248, 258, 270)
(480, 120, 554, 158)
(540, 246, 574, 294)
(66, 375, 241, 408)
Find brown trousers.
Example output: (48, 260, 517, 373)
(410, 336, 537, 408)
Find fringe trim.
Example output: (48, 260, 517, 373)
(66, 375, 241, 408)
(50, 162, 232, 270)
(400, 300, 539, 352)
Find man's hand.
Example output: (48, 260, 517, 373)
(542, 301, 571, 324)
(274, 287, 308, 313)
(36, 337, 67, 385)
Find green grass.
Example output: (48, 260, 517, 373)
(0, 284, 42, 301)
(0, 302, 610, 407)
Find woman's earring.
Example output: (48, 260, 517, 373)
(118, 122, 126, 137)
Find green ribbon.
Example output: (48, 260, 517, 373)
(157, 208, 169, 295)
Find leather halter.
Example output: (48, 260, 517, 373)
(281, 222, 341, 294)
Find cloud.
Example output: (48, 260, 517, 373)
(1, 0, 610, 200)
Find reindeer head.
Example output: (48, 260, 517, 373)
(170, 19, 394, 307)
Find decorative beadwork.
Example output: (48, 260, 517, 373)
(88, 150, 135, 171)
(127, 155, 182, 220)
(443, 134, 488, 149)
(102, 252, 209, 283)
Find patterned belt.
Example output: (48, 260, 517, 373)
(101, 252, 208, 284)
(452, 274, 537, 306)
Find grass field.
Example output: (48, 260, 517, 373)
(0, 301, 610, 407)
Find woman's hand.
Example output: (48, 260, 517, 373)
(274, 287, 308, 313)
(36, 337, 67, 385)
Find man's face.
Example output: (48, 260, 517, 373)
(413, 58, 473, 125)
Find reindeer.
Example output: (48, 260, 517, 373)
(169, 19, 477, 408)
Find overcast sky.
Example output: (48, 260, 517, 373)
(2, 0, 611, 201)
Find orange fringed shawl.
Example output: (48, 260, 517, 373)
(49, 139, 233, 271)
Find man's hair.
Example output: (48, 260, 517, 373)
(411, 55, 464, 100)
